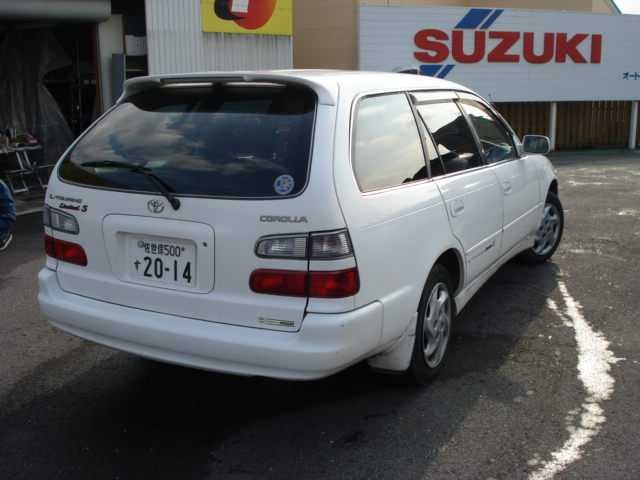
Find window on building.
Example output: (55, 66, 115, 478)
(417, 101, 483, 176)
(353, 94, 427, 192)
(460, 101, 517, 164)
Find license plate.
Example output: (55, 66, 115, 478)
(127, 235, 196, 289)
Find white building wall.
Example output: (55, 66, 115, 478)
(359, 5, 640, 102)
(144, 0, 293, 74)
(97, 14, 124, 111)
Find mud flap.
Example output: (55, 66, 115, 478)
(367, 312, 418, 372)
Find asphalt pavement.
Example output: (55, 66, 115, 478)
(1, 150, 639, 480)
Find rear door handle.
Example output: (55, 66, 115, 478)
(450, 199, 465, 217)
(502, 181, 513, 194)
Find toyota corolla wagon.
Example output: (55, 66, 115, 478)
(38, 70, 563, 384)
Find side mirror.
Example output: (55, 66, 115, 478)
(522, 135, 551, 155)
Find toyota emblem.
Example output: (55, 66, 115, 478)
(147, 199, 165, 214)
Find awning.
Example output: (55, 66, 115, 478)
(0, 0, 111, 22)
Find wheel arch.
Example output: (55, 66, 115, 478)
(536, 156, 559, 201)
(367, 246, 464, 374)
(434, 247, 464, 296)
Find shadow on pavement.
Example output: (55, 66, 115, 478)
(0, 212, 43, 278)
(0, 213, 44, 301)
(0, 259, 560, 480)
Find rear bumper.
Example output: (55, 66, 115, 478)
(38, 269, 383, 380)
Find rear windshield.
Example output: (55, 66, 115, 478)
(59, 84, 317, 198)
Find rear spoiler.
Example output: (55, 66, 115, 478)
(120, 72, 338, 106)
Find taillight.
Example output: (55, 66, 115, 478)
(255, 235, 308, 259)
(250, 268, 359, 298)
(255, 229, 353, 260)
(309, 231, 352, 259)
(253, 229, 359, 298)
(249, 269, 307, 297)
(308, 268, 360, 298)
(44, 234, 88, 266)
(43, 205, 79, 234)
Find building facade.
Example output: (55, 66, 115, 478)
(144, 0, 292, 75)
(294, 0, 639, 150)
(0, 0, 294, 166)
(1, 0, 636, 159)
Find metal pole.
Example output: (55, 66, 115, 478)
(549, 102, 558, 151)
(629, 101, 639, 150)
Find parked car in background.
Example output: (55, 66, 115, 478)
(38, 70, 563, 384)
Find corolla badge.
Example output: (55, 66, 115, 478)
(147, 199, 165, 214)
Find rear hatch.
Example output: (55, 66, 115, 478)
(49, 80, 344, 331)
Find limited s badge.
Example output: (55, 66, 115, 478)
(147, 199, 165, 214)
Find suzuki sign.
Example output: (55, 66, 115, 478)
(359, 6, 640, 102)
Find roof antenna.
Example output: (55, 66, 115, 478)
(393, 66, 420, 75)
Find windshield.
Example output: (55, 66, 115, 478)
(59, 84, 317, 198)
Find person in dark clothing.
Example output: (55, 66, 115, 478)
(0, 179, 16, 251)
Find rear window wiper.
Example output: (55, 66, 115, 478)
(80, 160, 181, 211)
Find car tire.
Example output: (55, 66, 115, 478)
(520, 191, 564, 265)
(406, 264, 454, 386)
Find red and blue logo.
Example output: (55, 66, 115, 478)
(415, 8, 603, 79)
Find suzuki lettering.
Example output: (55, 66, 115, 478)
(360, 6, 640, 102)
(414, 30, 603, 65)
(412, 8, 603, 76)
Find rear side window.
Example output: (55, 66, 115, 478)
(417, 101, 483, 176)
(353, 94, 427, 192)
(59, 85, 317, 198)
(460, 101, 516, 164)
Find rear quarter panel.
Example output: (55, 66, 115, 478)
(332, 91, 462, 346)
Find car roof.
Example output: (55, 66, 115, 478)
(122, 69, 475, 107)
(280, 69, 475, 100)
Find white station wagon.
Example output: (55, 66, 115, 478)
(38, 70, 563, 384)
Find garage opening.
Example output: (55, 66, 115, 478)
(0, 24, 97, 161)
(0, 0, 147, 205)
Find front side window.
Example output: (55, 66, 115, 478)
(353, 94, 427, 192)
(460, 101, 516, 164)
(417, 101, 483, 176)
(59, 85, 317, 198)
